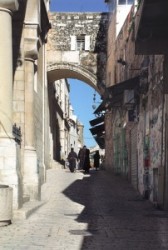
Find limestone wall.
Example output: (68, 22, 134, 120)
(47, 12, 108, 87)
(10, 1, 51, 206)
(105, 4, 165, 204)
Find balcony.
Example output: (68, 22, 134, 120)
(135, 0, 168, 54)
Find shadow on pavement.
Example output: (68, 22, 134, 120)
(62, 169, 168, 250)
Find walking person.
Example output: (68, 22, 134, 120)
(94, 150, 100, 171)
(78, 146, 86, 170)
(83, 146, 90, 174)
(68, 148, 78, 172)
(78, 145, 90, 173)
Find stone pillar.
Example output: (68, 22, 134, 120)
(0, 1, 19, 209)
(23, 35, 39, 200)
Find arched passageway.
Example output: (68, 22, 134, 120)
(46, 11, 108, 163)
(47, 65, 104, 164)
(48, 63, 101, 94)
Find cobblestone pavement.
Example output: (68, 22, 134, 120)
(1, 168, 168, 250)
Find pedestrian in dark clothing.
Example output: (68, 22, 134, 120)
(78, 145, 90, 174)
(83, 147, 90, 173)
(94, 150, 100, 171)
(78, 147, 85, 170)
(68, 148, 78, 172)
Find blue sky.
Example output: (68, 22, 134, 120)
(68, 80, 101, 148)
(50, 0, 108, 12)
(50, 0, 105, 148)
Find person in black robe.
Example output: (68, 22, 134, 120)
(83, 147, 90, 174)
(94, 150, 100, 171)
(78, 146, 85, 170)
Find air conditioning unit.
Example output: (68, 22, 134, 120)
(123, 90, 135, 110)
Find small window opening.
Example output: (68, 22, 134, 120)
(76, 35, 85, 51)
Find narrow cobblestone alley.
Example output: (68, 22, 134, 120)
(1, 168, 168, 250)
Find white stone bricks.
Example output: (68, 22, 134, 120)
(0, 185, 13, 226)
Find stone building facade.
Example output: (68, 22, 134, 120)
(69, 105, 83, 155)
(0, 0, 51, 214)
(3, 0, 167, 220)
(0, 5, 109, 219)
(47, 12, 109, 151)
(47, 12, 108, 94)
(104, 0, 168, 209)
(48, 78, 83, 164)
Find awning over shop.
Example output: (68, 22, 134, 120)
(90, 123, 105, 136)
(94, 76, 140, 113)
(107, 76, 140, 96)
(89, 115, 105, 148)
(89, 115, 104, 126)
(107, 76, 140, 108)
(93, 100, 106, 114)
(94, 135, 105, 149)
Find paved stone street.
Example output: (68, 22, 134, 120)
(1, 167, 168, 250)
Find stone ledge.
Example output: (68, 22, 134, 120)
(13, 200, 46, 221)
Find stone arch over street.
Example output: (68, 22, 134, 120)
(47, 12, 109, 95)
(47, 63, 100, 93)
(47, 61, 103, 163)
(46, 11, 108, 165)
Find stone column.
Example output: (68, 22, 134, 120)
(23, 36, 39, 200)
(0, 1, 19, 209)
